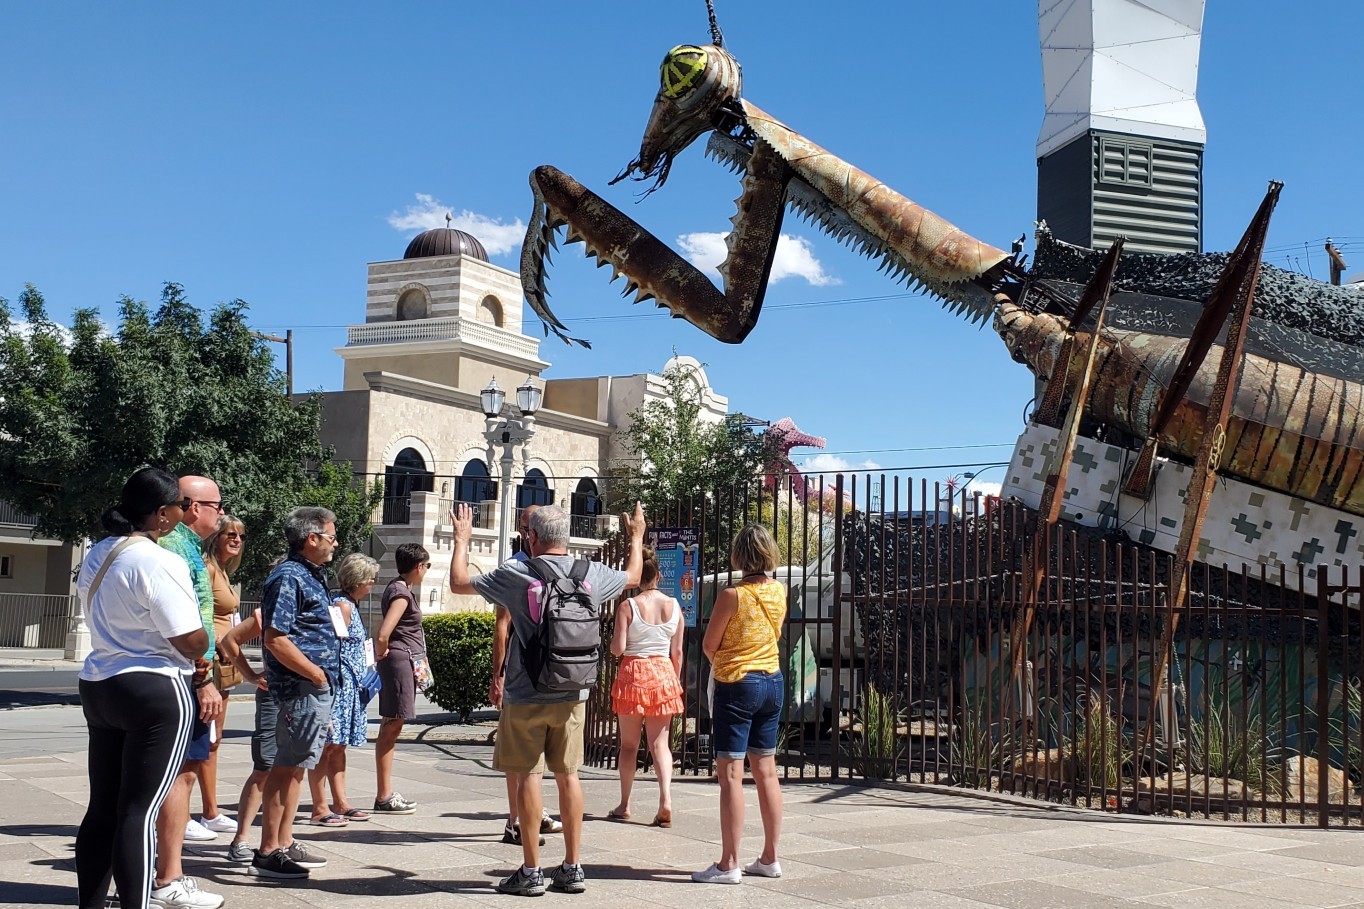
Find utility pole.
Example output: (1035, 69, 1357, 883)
(1326, 239, 1348, 286)
(251, 329, 294, 396)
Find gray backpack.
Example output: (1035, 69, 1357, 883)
(522, 558, 601, 693)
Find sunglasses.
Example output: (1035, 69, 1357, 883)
(193, 499, 225, 512)
(166, 497, 193, 510)
(422, 561, 432, 569)
(312, 531, 337, 544)
(222, 531, 246, 541)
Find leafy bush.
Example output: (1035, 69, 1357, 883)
(423, 612, 496, 722)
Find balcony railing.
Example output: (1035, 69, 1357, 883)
(0, 593, 76, 648)
(570, 513, 614, 540)
(0, 501, 39, 529)
(346, 317, 541, 360)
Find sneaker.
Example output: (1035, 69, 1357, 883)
(149, 876, 225, 908)
(227, 839, 255, 864)
(251, 848, 310, 879)
(691, 862, 742, 884)
(497, 866, 546, 896)
(548, 862, 586, 894)
(283, 841, 328, 869)
(743, 857, 782, 878)
(373, 792, 418, 814)
(540, 811, 563, 835)
(183, 818, 218, 842)
(198, 813, 237, 833)
(502, 823, 545, 846)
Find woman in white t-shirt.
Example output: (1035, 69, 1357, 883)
(607, 546, 685, 828)
(75, 467, 209, 909)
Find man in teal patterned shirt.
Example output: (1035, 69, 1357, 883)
(151, 474, 228, 908)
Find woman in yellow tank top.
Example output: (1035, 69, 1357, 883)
(694, 525, 786, 884)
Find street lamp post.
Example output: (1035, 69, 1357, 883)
(480, 377, 542, 563)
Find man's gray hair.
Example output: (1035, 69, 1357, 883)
(529, 505, 570, 548)
(283, 506, 337, 552)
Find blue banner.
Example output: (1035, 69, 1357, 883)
(647, 527, 700, 628)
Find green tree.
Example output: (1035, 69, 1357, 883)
(609, 362, 770, 517)
(0, 282, 382, 590)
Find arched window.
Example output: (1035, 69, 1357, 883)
(478, 295, 504, 327)
(570, 477, 602, 539)
(396, 288, 429, 321)
(383, 447, 434, 525)
(516, 468, 555, 510)
(455, 459, 498, 528)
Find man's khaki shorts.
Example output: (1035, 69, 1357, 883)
(493, 701, 585, 775)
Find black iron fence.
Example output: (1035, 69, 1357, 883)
(585, 472, 1364, 826)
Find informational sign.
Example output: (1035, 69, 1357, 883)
(647, 527, 700, 627)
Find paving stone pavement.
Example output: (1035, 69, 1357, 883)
(4, 702, 1364, 908)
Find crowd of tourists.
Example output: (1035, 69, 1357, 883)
(73, 466, 789, 907)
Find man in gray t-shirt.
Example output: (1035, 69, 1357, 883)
(451, 501, 644, 895)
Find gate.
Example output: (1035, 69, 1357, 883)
(586, 472, 1364, 826)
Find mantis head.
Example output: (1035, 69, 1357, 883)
(613, 44, 743, 191)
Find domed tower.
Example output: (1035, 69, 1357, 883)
(338, 218, 547, 393)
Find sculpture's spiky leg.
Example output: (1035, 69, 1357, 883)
(521, 140, 791, 345)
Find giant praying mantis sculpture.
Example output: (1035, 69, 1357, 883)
(520, 42, 1364, 521)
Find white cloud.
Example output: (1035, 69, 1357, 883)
(798, 453, 882, 474)
(8, 320, 74, 347)
(387, 193, 525, 257)
(677, 232, 840, 287)
(967, 481, 1003, 499)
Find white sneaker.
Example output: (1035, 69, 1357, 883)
(743, 857, 782, 878)
(150, 876, 224, 909)
(183, 818, 217, 842)
(691, 862, 742, 884)
(198, 813, 236, 833)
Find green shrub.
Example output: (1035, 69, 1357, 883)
(851, 683, 901, 779)
(423, 611, 497, 722)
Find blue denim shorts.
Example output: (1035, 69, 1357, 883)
(711, 671, 784, 760)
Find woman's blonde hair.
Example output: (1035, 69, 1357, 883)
(337, 552, 381, 596)
(730, 524, 780, 575)
(640, 545, 659, 586)
(203, 514, 246, 576)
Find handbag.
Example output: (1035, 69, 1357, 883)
(412, 655, 435, 693)
(358, 666, 383, 706)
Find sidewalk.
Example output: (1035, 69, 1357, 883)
(4, 704, 1364, 908)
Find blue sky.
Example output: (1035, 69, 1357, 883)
(2, 2, 1360, 494)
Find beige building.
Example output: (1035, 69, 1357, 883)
(319, 226, 728, 612)
(0, 503, 79, 649)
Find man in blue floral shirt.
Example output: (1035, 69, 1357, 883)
(253, 506, 339, 881)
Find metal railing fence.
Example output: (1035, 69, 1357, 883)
(584, 472, 1364, 826)
(0, 593, 77, 648)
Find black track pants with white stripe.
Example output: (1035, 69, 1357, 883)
(76, 671, 193, 909)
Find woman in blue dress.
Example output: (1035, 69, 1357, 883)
(307, 552, 380, 826)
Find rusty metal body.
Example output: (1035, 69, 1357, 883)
(520, 38, 1364, 536)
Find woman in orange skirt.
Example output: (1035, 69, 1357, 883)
(609, 546, 685, 827)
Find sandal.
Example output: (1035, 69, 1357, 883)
(605, 808, 631, 821)
(340, 808, 371, 822)
(311, 812, 349, 827)
(652, 809, 672, 828)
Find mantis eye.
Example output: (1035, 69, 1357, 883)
(660, 45, 709, 100)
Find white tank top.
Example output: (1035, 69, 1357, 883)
(622, 596, 681, 657)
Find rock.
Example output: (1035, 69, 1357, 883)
(1282, 755, 1351, 803)
(1134, 773, 1247, 813)
(1006, 747, 1074, 785)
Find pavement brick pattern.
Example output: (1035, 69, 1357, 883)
(5, 705, 1364, 908)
